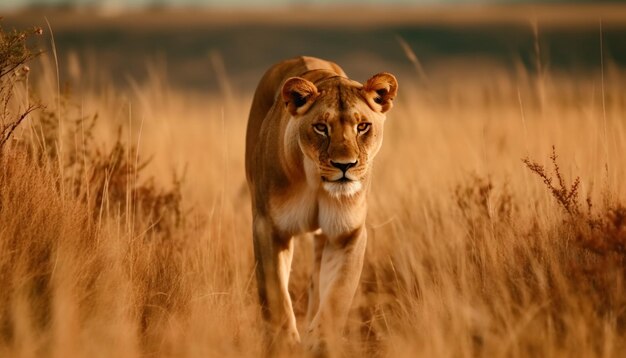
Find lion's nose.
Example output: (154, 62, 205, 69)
(330, 160, 358, 173)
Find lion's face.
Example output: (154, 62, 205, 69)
(282, 74, 398, 197)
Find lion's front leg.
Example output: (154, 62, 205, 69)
(305, 232, 326, 326)
(306, 226, 367, 354)
(252, 215, 300, 352)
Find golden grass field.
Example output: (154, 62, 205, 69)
(2, 10, 626, 357)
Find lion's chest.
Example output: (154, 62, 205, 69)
(271, 187, 319, 236)
(270, 187, 363, 238)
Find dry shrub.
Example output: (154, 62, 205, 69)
(87, 136, 184, 238)
(523, 146, 626, 257)
(524, 146, 626, 332)
(523, 146, 581, 216)
(26, 103, 185, 240)
(0, 22, 41, 150)
(583, 206, 626, 255)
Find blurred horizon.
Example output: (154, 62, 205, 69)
(2, 0, 625, 11)
(3, 1, 626, 93)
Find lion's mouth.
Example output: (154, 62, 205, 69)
(322, 176, 353, 183)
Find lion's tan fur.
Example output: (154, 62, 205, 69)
(245, 56, 397, 354)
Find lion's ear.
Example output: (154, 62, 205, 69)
(281, 77, 319, 116)
(362, 72, 398, 113)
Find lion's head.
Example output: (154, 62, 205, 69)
(281, 72, 398, 198)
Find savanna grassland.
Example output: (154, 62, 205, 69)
(2, 7, 626, 357)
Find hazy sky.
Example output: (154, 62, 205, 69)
(0, 0, 598, 11)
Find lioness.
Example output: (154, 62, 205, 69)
(245, 56, 397, 353)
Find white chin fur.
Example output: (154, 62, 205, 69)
(322, 181, 362, 198)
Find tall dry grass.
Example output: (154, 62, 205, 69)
(2, 21, 626, 358)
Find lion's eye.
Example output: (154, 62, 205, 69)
(313, 123, 328, 135)
(357, 123, 371, 133)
